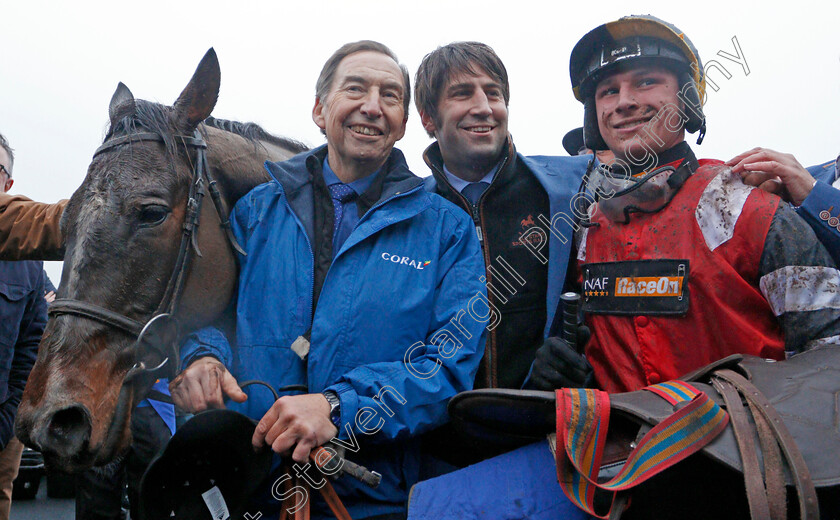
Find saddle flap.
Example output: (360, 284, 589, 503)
(448, 389, 655, 469)
(450, 347, 840, 488)
(448, 389, 555, 448)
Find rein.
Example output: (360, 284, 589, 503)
(49, 129, 241, 386)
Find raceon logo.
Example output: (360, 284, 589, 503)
(381, 252, 431, 270)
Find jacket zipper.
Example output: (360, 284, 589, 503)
(276, 184, 316, 342)
(431, 159, 510, 389)
(475, 202, 497, 388)
(469, 154, 510, 388)
(473, 200, 495, 388)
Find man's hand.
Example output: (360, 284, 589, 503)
(252, 393, 339, 463)
(169, 356, 247, 412)
(531, 332, 593, 391)
(727, 147, 816, 206)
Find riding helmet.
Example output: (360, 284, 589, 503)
(138, 409, 273, 520)
(569, 14, 707, 150)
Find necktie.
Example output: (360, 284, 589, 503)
(329, 183, 357, 243)
(462, 181, 490, 205)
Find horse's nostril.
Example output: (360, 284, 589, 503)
(46, 405, 91, 453)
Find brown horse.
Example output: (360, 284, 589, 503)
(15, 49, 306, 471)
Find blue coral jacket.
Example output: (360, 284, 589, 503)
(181, 145, 487, 519)
(798, 158, 840, 264)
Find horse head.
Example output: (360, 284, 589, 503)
(15, 49, 304, 471)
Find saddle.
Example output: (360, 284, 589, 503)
(449, 347, 840, 519)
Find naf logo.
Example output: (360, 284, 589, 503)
(381, 252, 431, 270)
(583, 276, 610, 297)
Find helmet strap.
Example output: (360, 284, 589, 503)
(696, 120, 707, 145)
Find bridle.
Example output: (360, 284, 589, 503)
(48, 128, 244, 386)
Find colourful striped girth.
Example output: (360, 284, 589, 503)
(554, 380, 729, 519)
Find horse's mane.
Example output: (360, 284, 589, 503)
(106, 100, 308, 158)
(204, 116, 308, 154)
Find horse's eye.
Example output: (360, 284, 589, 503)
(138, 205, 170, 227)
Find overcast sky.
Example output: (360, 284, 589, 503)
(3, 0, 839, 283)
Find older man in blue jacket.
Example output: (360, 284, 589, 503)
(171, 41, 487, 520)
(0, 133, 46, 520)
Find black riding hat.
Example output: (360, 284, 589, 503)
(562, 127, 587, 156)
(138, 409, 273, 520)
(568, 15, 707, 150)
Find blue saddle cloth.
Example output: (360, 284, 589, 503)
(407, 441, 589, 520)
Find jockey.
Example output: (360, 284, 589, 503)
(409, 14, 840, 519)
(534, 13, 840, 393)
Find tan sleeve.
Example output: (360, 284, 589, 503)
(0, 193, 67, 261)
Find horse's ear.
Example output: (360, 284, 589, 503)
(173, 48, 220, 131)
(108, 82, 135, 127)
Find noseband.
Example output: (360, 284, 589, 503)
(48, 129, 243, 385)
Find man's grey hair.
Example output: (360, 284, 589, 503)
(315, 40, 411, 136)
(0, 132, 14, 176)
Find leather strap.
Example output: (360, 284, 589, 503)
(752, 402, 787, 520)
(318, 478, 353, 520)
(712, 377, 772, 519)
(48, 299, 144, 337)
(278, 474, 291, 520)
(294, 478, 310, 520)
(93, 132, 164, 155)
(713, 369, 820, 519)
(276, 461, 355, 520)
(607, 493, 630, 520)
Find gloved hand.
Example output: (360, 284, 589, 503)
(530, 327, 593, 390)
